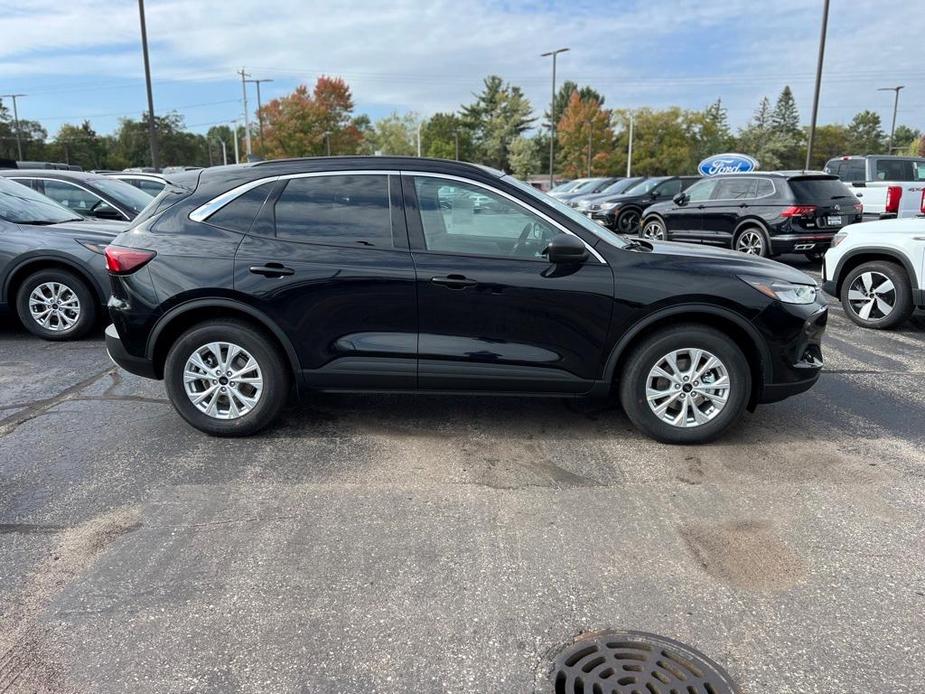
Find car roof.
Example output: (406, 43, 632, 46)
(702, 170, 836, 180)
(0, 169, 107, 182)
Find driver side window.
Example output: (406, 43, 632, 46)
(413, 177, 558, 260)
(685, 179, 719, 203)
(41, 180, 107, 216)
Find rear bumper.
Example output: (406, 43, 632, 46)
(770, 232, 835, 254)
(105, 323, 157, 379)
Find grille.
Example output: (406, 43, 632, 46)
(549, 630, 737, 694)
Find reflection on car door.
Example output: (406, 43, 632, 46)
(404, 174, 614, 394)
(700, 177, 760, 246)
(665, 178, 719, 241)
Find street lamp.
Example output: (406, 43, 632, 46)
(0, 93, 25, 160)
(245, 77, 274, 149)
(586, 120, 593, 177)
(626, 112, 635, 177)
(541, 47, 569, 188)
(805, 0, 830, 171)
(878, 86, 905, 154)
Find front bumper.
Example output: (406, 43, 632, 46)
(753, 301, 828, 404)
(106, 323, 157, 379)
(770, 232, 835, 254)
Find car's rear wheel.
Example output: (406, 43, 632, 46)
(804, 251, 824, 263)
(616, 208, 641, 234)
(164, 320, 288, 436)
(733, 227, 769, 256)
(619, 325, 751, 444)
(640, 217, 666, 240)
(840, 260, 913, 329)
(15, 269, 97, 341)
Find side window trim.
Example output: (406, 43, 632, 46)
(400, 171, 605, 264)
(20, 177, 129, 220)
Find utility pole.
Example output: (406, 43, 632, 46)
(878, 86, 905, 154)
(626, 112, 634, 177)
(805, 0, 830, 171)
(0, 93, 25, 160)
(137, 0, 159, 169)
(586, 121, 593, 177)
(238, 68, 252, 158)
(219, 139, 227, 166)
(416, 121, 423, 157)
(232, 120, 241, 164)
(541, 47, 569, 189)
(245, 77, 273, 149)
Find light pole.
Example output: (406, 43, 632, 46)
(878, 86, 905, 154)
(416, 121, 423, 157)
(541, 47, 569, 188)
(626, 112, 634, 177)
(586, 120, 593, 177)
(805, 0, 830, 171)
(232, 120, 241, 164)
(0, 93, 25, 160)
(238, 68, 252, 158)
(137, 0, 159, 169)
(245, 77, 273, 149)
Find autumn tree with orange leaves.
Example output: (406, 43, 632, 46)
(556, 91, 615, 178)
(257, 76, 365, 158)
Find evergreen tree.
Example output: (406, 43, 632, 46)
(508, 136, 542, 179)
(847, 110, 886, 154)
(461, 75, 534, 170)
(767, 86, 805, 168)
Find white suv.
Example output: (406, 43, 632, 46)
(823, 217, 925, 329)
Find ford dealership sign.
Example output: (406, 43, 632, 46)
(697, 153, 759, 176)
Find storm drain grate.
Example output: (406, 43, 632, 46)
(549, 630, 737, 694)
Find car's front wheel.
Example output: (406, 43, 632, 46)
(840, 261, 913, 329)
(164, 320, 288, 436)
(619, 325, 751, 444)
(15, 269, 97, 341)
(615, 208, 641, 234)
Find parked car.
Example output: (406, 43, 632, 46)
(822, 217, 924, 329)
(592, 176, 700, 233)
(0, 178, 125, 339)
(639, 172, 862, 259)
(0, 169, 154, 221)
(559, 177, 622, 207)
(104, 157, 827, 444)
(547, 178, 594, 198)
(576, 177, 647, 215)
(104, 172, 168, 197)
(824, 155, 925, 220)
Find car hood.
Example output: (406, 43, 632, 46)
(21, 218, 128, 239)
(643, 239, 816, 284)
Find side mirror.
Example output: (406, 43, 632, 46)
(544, 233, 589, 264)
(673, 192, 688, 206)
(92, 205, 123, 221)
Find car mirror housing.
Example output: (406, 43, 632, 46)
(673, 192, 688, 206)
(544, 233, 589, 264)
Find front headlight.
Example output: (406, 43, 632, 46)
(830, 232, 847, 248)
(740, 276, 817, 304)
(600, 202, 621, 211)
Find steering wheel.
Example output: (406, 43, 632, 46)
(512, 222, 538, 257)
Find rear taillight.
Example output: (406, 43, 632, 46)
(920, 190, 925, 215)
(781, 205, 817, 218)
(853, 202, 863, 215)
(885, 185, 902, 214)
(104, 246, 156, 274)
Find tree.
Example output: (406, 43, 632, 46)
(846, 110, 885, 154)
(359, 112, 419, 156)
(557, 91, 614, 177)
(47, 121, 107, 169)
(688, 98, 734, 164)
(805, 124, 853, 169)
(768, 86, 804, 168)
(610, 107, 697, 176)
(736, 97, 780, 168)
(461, 75, 534, 170)
(544, 81, 604, 128)
(421, 112, 472, 160)
(257, 76, 364, 159)
(508, 136, 542, 179)
(892, 125, 921, 154)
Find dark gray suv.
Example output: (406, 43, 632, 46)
(0, 178, 125, 340)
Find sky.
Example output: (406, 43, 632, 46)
(1, 0, 923, 139)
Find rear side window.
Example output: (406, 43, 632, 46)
(874, 159, 923, 182)
(712, 178, 758, 200)
(274, 175, 392, 246)
(788, 178, 855, 202)
(206, 183, 274, 233)
(755, 179, 774, 197)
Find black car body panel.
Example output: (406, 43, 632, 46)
(592, 176, 700, 229)
(642, 172, 862, 255)
(104, 157, 826, 413)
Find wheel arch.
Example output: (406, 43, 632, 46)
(146, 298, 302, 382)
(3, 254, 106, 306)
(732, 218, 771, 239)
(604, 304, 772, 409)
(831, 248, 918, 295)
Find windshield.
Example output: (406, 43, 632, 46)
(789, 177, 857, 202)
(503, 175, 628, 248)
(623, 177, 664, 195)
(0, 178, 83, 224)
(571, 178, 608, 193)
(93, 177, 155, 214)
(600, 178, 644, 195)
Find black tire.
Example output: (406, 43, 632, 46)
(804, 251, 824, 263)
(164, 319, 288, 436)
(15, 269, 97, 341)
(733, 226, 769, 257)
(615, 208, 641, 234)
(618, 325, 751, 444)
(839, 260, 914, 330)
(640, 216, 666, 240)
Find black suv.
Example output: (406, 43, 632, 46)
(104, 157, 827, 444)
(591, 176, 701, 233)
(639, 172, 862, 259)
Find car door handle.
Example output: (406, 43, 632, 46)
(431, 274, 477, 289)
(249, 263, 294, 278)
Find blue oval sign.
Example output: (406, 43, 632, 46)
(698, 153, 759, 176)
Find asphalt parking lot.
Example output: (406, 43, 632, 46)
(1, 256, 923, 693)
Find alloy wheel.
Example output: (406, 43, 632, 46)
(847, 271, 895, 321)
(645, 348, 730, 428)
(28, 282, 81, 332)
(641, 219, 665, 240)
(735, 230, 765, 255)
(183, 341, 264, 420)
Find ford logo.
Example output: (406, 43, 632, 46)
(697, 153, 759, 177)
